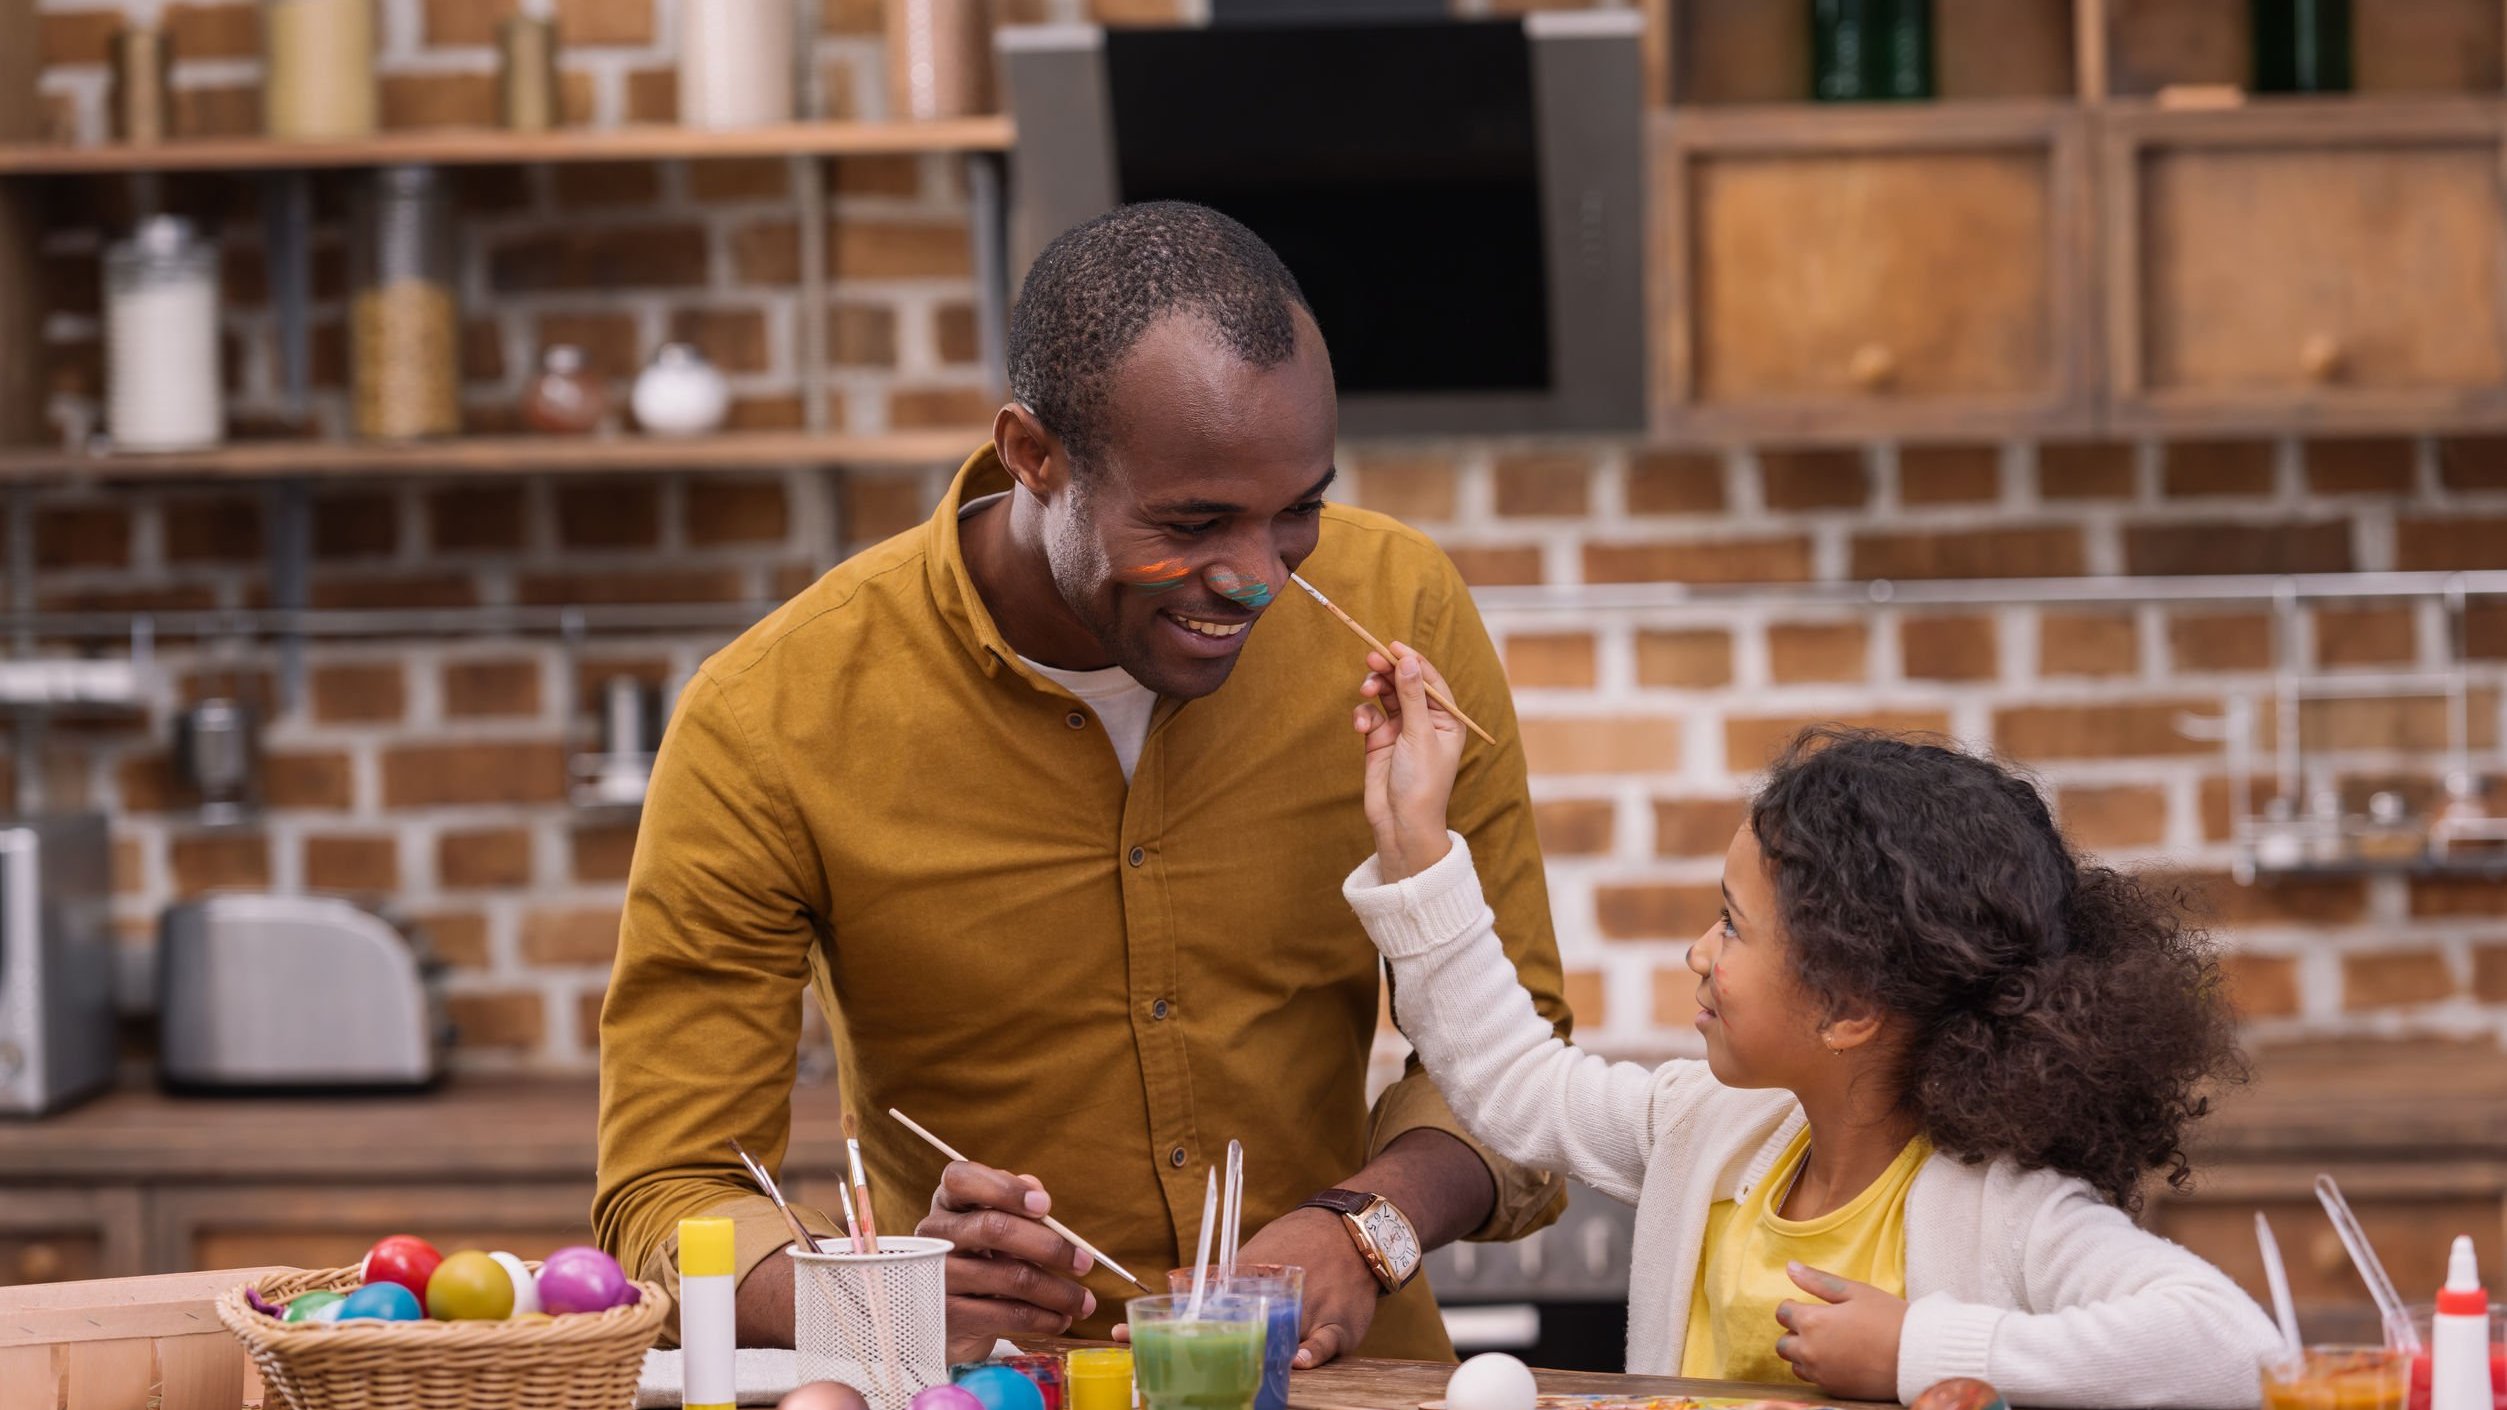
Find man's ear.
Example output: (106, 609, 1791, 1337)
(995, 403, 1068, 501)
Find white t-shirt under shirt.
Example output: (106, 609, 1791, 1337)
(1023, 656, 1157, 784)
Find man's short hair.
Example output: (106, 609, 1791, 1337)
(1007, 201, 1314, 466)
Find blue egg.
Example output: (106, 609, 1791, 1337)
(336, 1280, 423, 1322)
(954, 1366, 1046, 1410)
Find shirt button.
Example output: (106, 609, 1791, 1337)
(1151, 998, 1171, 1020)
(1066, 711, 1087, 729)
(1128, 846, 1145, 867)
(1169, 1146, 1188, 1168)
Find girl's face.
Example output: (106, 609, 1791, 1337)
(1683, 824, 1840, 1089)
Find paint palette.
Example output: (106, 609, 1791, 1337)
(1421, 1397, 1843, 1410)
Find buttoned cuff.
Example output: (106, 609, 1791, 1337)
(637, 1193, 843, 1348)
(1342, 833, 1487, 960)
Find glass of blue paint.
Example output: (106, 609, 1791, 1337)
(1166, 1264, 1302, 1410)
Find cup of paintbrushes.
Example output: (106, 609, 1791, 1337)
(788, 1235, 951, 1410)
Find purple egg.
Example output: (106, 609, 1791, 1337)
(537, 1246, 631, 1314)
(912, 1387, 985, 1410)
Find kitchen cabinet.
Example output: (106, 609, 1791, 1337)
(2102, 100, 2507, 436)
(1653, 102, 2095, 444)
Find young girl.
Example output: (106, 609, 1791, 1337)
(1345, 647, 2281, 1408)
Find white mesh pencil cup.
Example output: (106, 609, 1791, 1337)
(788, 1235, 951, 1410)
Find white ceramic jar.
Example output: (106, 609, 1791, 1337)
(631, 344, 731, 436)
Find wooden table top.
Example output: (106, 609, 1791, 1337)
(0, 1039, 2499, 1181)
(1024, 1338, 1895, 1410)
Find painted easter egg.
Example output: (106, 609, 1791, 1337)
(537, 1245, 632, 1314)
(425, 1250, 515, 1321)
(358, 1235, 443, 1300)
(487, 1250, 541, 1315)
(910, 1386, 984, 1410)
(1445, 1353, 1538, 1410)
(786, 1384, 874, 1410)
(956, 1366, 1047, 1410)
(1910, 1378, 2009, 1410)
(281, 1290, 344, 1324)
(334, 1280, 423, 1322)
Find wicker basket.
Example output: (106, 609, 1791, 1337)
(215, 1262, 668, 1410)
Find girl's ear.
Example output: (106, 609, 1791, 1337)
(1818, 1006, 1887, 1055)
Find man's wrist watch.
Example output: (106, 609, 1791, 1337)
(1298, 1188, 1422, 1294)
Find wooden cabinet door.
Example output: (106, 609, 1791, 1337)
(2104, 100, 2507, 434)
(0, 1187, 144, 1285)
(2144, 1164, 2507, 1340)
(147, 1183, 598, 1275)
(1654, 102, 2094, 443)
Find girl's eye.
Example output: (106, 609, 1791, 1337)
(1719, 909, 1737, 939)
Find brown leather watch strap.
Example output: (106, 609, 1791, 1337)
(1297, 1188, 1374, 1218)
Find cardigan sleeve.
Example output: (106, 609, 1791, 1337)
(1897, 1174, 2284, 1409)
(1345, 834, 1730, 1207)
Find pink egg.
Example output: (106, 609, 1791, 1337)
(911, 1387, 984, 1410)
(536, 1245, 632, 1315)
(1910, 1378, 2009, 1410)
(786, 1383, 873, 1410)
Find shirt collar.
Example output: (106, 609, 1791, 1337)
(924, 440, 1036, 681)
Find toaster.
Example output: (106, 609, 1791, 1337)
(158, 893, 450, 1091)
(0, 813, 119, 1116)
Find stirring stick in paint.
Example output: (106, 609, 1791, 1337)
(1288, 573, 1498, 747)
(1186, 1167, 1218, 1322)
(2316, 1173, 2421, 1353)
(1219, 1140, 1244, 1279)
(2255, 1212, 2303, 1366)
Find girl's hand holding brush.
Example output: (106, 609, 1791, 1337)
(1355, 643, 1467, 884)
(916, 1159, 1098, 1361)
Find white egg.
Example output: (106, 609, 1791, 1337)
(1444, 1353, 1537, 1410)
(488, 1251, 541, 1316)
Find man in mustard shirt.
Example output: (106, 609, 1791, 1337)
(593, 201, 1573, 1365)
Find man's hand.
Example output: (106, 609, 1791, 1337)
(1233, 1205, 1379, 1371)
(1772, 1262, 1906, 1401)
(916, 1160, 1098, 1361)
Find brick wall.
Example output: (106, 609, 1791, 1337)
(25, 0, 2507, 1074)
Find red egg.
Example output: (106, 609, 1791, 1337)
(1911, 1378, 2009, 1410)
(359, 1235, 444, 1300)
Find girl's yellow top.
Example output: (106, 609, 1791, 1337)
(1679, 1127, 1934, 1385)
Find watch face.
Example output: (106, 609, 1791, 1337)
(1361, 1203, 1421, 1277)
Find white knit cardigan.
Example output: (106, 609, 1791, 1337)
(1345, 836, 2283, 1409)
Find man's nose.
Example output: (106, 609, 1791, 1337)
(1204, 564, 1276, 610)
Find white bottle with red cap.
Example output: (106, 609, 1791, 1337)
(2432, 1235, 2492, 1410)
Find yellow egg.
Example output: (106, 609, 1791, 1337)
(424, 1250, 515, 1320)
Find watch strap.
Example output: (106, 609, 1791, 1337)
(1297, 1188, 1375, 1219)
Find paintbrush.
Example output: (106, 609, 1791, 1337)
(729, 1137, 822, 1255)
(887, 1107, 1150, 1290)
(842, 1112, 879, 1256)
(1287, 572, 1498, 747)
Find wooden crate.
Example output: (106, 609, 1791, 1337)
(0, 1266, 294, 1410)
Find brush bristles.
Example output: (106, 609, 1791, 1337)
(843, 1111, 860, 1139)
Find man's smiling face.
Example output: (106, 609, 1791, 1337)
(1039, 308, 1338, 700)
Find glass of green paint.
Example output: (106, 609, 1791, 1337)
(1127, 1293, 1269, 1410)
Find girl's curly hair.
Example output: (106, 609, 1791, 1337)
(1747, 728, 2245, 1211)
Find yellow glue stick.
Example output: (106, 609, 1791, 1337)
(680, 1217, 736, 1410)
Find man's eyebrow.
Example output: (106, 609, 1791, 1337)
(1142, 466, 1338, 518)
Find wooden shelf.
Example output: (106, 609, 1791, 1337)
(0, 117, 1016, 177)
(0, 429, 988, 481)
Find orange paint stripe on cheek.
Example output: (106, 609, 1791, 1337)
(1113, 559, 1192, 593)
